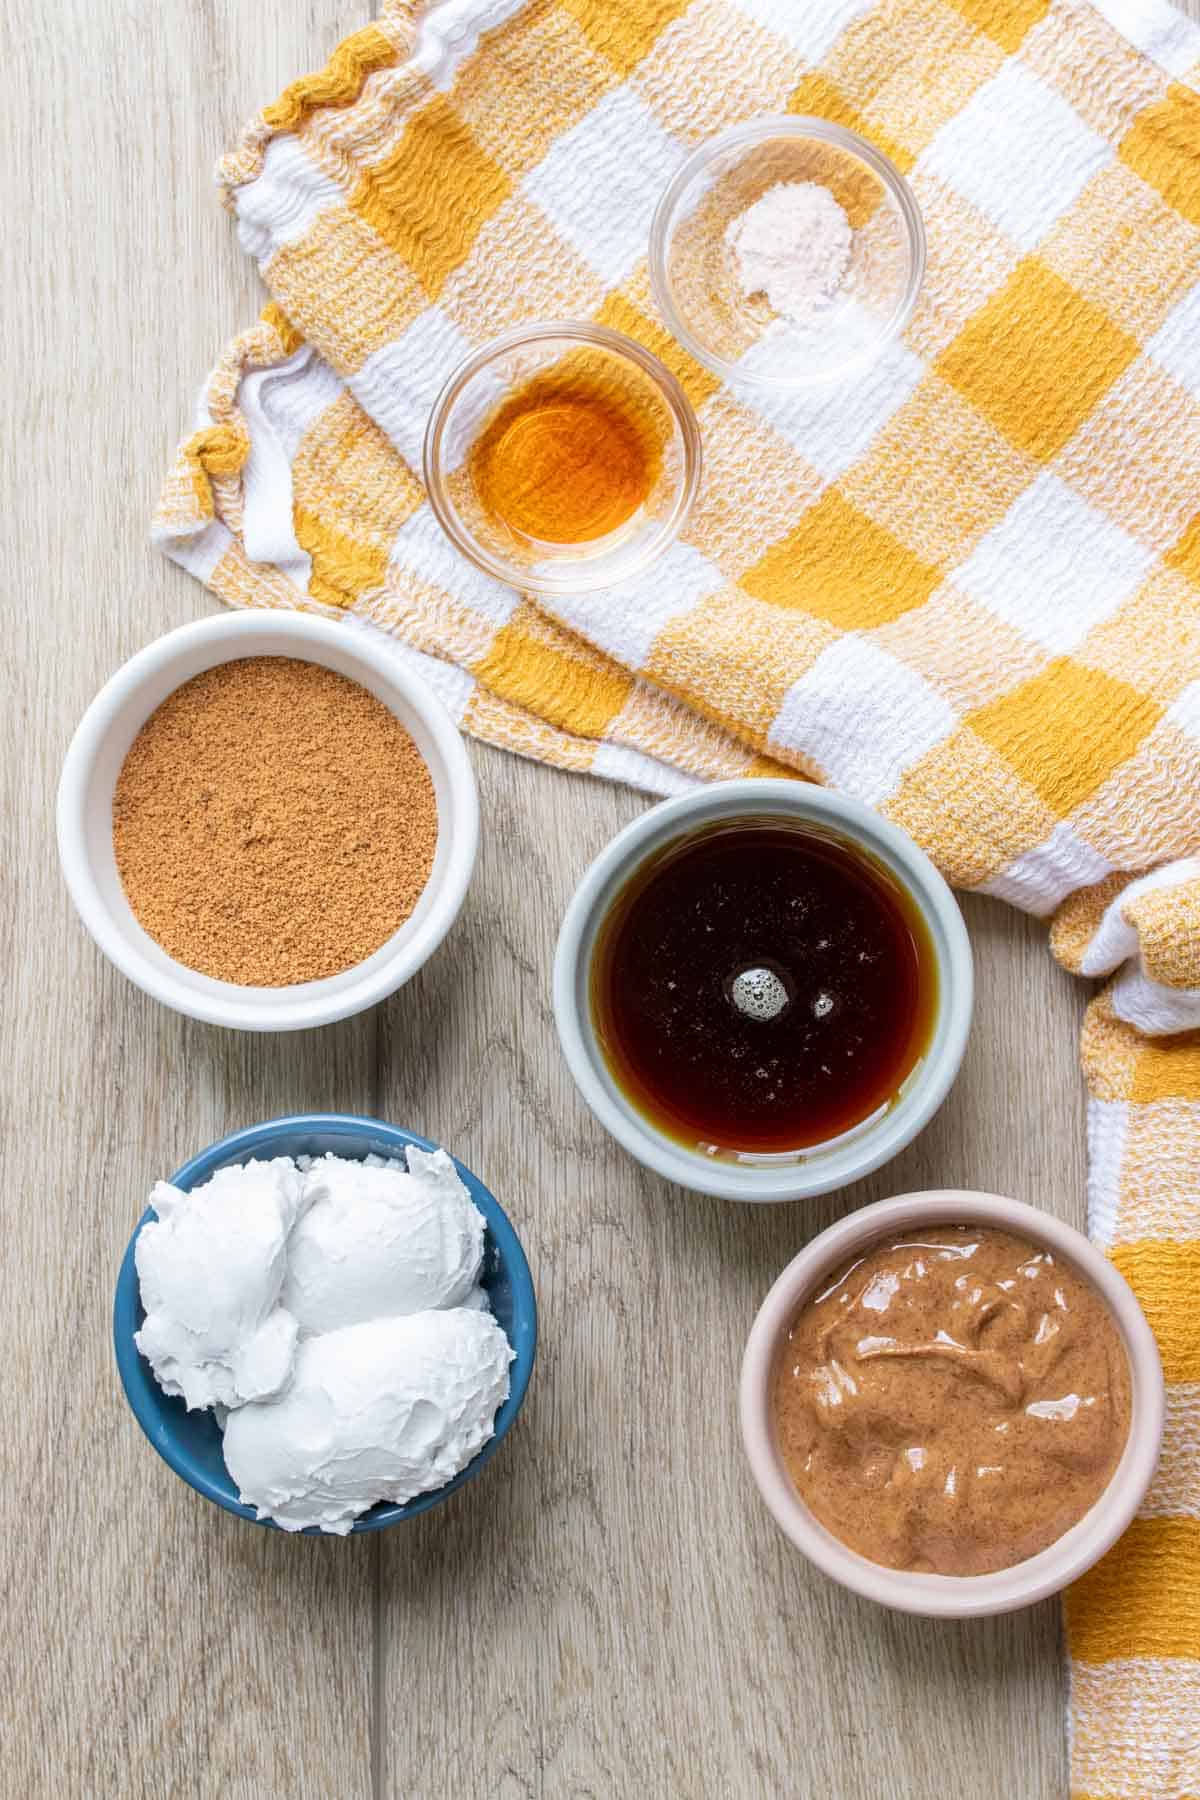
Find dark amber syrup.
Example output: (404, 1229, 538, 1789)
(590, 818, 936, 1157)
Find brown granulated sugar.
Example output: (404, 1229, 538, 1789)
(112, 656, 438, 986)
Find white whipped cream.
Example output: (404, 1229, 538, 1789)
(223, 1309, 514, 1534)
(283, 1148, 484, 1335)
(134, 1158, 305, 1411)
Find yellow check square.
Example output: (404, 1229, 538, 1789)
(942, 0, 1048, 52)
(1067, 1519, 1200, 1661)
(595, 286, 720, 411)
(1120, 84, 1200, 229)
(354, 95, 511, 298)
(969, 658, 1162, 814)
(742, 489, 941, 630)
(557, 0, 692, 78)
(1166, 512, 1200, 587)
(937, 258, 1140, 461)
(474, 602, 633, 740)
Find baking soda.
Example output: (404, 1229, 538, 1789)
(725, 181, 852, 323)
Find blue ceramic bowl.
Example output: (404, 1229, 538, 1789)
(113, 1113, 537, 1533)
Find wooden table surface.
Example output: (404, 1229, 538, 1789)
(7, 3, 1184, 1795)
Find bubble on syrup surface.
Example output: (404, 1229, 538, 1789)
(728, 964, 791, 1022)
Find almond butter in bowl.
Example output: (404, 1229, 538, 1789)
(111, 654, 438, 987)
(773, 1225, 1132, 1577)
(739, 1192, 1165, 1617)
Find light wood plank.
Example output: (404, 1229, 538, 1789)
(0, 4, 377, 1797)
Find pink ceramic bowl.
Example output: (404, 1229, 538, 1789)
(740, 1190, 1165, 1618)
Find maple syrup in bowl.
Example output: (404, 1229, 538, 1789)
(592, 819, 936, 1156)
(553, 781, 973, 1202)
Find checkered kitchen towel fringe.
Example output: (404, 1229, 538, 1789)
(156, 0, 1200, 1788)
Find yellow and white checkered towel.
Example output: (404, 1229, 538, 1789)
(155, 0, 1200, 1788)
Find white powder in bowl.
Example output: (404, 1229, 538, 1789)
(725, 180, 852, 324)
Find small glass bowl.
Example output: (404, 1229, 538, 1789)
(649, 116, 925, 390)
(423, 320, 702, 596)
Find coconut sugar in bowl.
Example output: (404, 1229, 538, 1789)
(57, 613, 478, 1030)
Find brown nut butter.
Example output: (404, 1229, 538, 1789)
(772, 1226, 1132, 1575)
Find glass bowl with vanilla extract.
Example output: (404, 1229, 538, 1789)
(423, 321, 702, 596)
(553, 781, 974, 1203)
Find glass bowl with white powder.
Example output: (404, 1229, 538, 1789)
(649, 116, 924, 390)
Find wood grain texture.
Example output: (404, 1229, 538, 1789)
(4, 2, 1193, 1796)
(1, 5, 378, 1798)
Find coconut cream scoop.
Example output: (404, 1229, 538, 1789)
(284, 1148, 484, 1334)
(133, 1146, 513, 1532)
(134, 1158, 305, 1411)
(224, 1310, 514, 1534)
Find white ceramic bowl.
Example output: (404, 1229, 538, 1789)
(553, 781, 972, 1202)
(57, 612, 478, 1030)
(740, 1191, 1165, 1617)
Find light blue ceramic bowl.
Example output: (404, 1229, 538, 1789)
(113, 1114, 537, 1533)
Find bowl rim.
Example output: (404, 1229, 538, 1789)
(552, 779, 973, 1202)
(56, 612, 479, 1030)
(648, 113, 927, 390)
(113, 1113, 538, 1534)
(421, 317, 703, 596)
(740, 1189, 1165, 1616)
